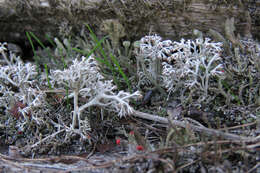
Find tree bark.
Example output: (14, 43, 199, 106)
(0, 0, 259, 47)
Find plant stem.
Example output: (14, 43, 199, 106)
(72, 89, 79, 129)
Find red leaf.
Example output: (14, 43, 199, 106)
(9, 101, 29, 119)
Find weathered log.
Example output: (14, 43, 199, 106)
(0, 0, 259, 49)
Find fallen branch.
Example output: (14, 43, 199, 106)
(132, 110, 257, 143)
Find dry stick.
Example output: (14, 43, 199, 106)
(30, 129, 66, 148)
(219, 121, 256, 130)
(0, 156, 69, 171)
(0, 158, 27, 170)
(18, 162, 69, 171)
(176, 159, 200, 172)
(66, 152, 173, 172)
(247, 162, 260, 173)
(132, 110, 257, 142)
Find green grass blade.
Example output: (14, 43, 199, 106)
(45, 34, 56, 47)
(71, 35, 108, 64)
(28, 32, 46, 49)
(26, 32, 36, 53)
(85, 24, 110, 63)
(58, 48, 67, 69)
(84, 24, 121, 88)
(44, 64, 52, 89)
(85, 24, 117, 72)
(66, 85, 70, 109)
(27, 32, 57, 64)
(26, 31, 40, 74)
(110, 53, 131, 91)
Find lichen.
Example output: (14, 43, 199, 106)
(0, 41, 140, 153)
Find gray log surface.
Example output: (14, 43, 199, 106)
(0, 0, 259, 46)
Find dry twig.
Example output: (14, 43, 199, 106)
(132, 110, 258, 143)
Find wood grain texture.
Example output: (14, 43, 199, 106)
(0, 0, 259, 46)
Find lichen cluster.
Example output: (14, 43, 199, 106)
(135, 33, 259, 123)
(0, 42, 140, 154)
(0, 18, 259, 172)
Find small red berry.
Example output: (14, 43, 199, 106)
(136, 145, 144, 151)
(17, 131, 23, 135)
(116, 139, 121, 145)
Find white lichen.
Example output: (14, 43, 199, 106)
(136, 35, 225, 102)
(0, 46, 47, 128)
(162, 38, 224, 99)
(0, 43, 141, 148)
(135, 35, 163, 87)
(51, 56, 141, 131)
